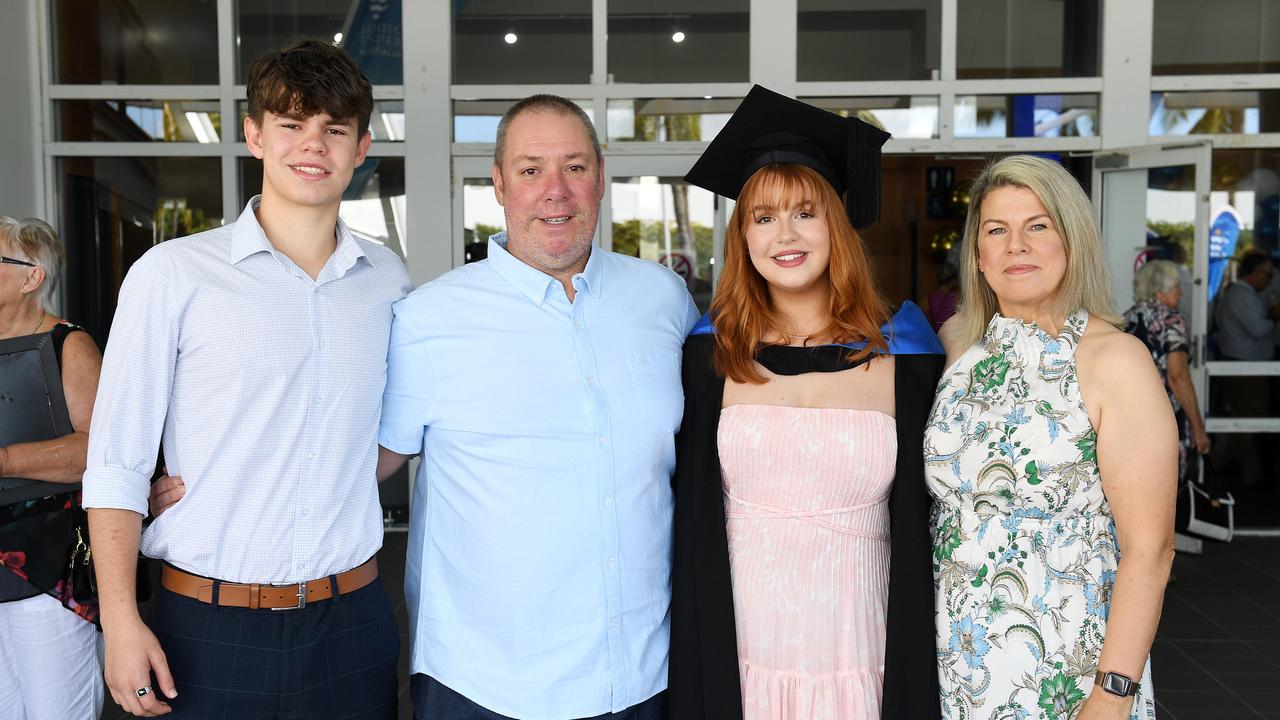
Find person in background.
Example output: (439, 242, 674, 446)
(926, 259, 960, 332)
(1123, 259, 1210, 483)
(0, 216, 105, 720)
(927, 155, 1176, 720)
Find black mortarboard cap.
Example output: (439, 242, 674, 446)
(684, 85, 891, 229)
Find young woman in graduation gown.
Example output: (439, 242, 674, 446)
(668, 86, 944, 720)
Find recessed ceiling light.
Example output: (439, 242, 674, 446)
(671, 31, 686, 43)
(504, 32, 518, 44)
(333, 32, 343, 43)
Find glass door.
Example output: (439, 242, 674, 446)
(1093, 143, 1280, 532)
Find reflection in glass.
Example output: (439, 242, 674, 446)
(611, 177, 716, 312)
(802, 97, 938, 140)
(58, 157, 223, 341)
(607, 98, 735, 143)
(956, 0, 1099, 79)
(453, 100, 594, 143)
(56, 101, 222, 143)
(797, 0, 940, 81)
(240, 157, 407, 258)
(607, 0, 749, 83)
(53, 0, 218, 84)
(453, 1, 591, 84)
(236, 101, 405, 142)
(462, 179, 504, 264)
(1149, 91, 1280, 136)
(954, 95, 1098, 138)
(236, 0, 403, 84)
(1154, 0, 1280, 74)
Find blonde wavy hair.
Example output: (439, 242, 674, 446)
(952, 155, 1120, 347)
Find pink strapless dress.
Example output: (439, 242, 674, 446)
(719, 404, 896, 720)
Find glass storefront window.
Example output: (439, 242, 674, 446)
(58, 157, 223, 341)
(239, 157, 407, 257)
(453, 1, 592, 84)
(801, 97, 939, 140)
(462, 178, 504, 263)
(607, 98, 735, 143)
(607, 0, 749, 83)
(56, 100, 222, 143)
(1150, 91, 1280, 136)
(1154, 0, 1280, 74)
(611, 177, 716, 312)
(453, 100, 594, 143)
(956, 0, 1099, 79)
(53, 0, 218, 84)
(236, 0, 403, 84)
(954, 94, 1099, 138)
(235, 101, 405, 142)
(797, 0, 940, 82)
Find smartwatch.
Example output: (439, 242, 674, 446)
(1095, 670, 1139, 697)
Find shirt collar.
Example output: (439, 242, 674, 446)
(486, 232, 603, 305)
(228, 196, 370, 276)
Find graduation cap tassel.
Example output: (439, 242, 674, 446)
(846, 119, 891, 229)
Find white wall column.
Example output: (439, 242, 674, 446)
(1, 0, 42, 220)
(403, 0, 455, 285)
(1100, 0, 1154, 148)
(750, 0, 797, 94)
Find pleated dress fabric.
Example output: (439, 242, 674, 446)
(718, 403, 896, 720)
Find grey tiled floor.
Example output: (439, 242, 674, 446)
(104, 535, 1280, 719)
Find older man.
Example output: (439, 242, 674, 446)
(376, 96, 697, 720)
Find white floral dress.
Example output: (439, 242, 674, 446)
(923, 312, 1156, 720)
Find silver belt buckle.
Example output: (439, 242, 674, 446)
(270, 581, 307, 611)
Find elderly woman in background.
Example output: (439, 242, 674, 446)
(926, 155, 1176, 720)
(0, 217, 104, 719)
(1124, 259, 1210, 482)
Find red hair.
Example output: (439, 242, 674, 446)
(712, 163, 889, 384)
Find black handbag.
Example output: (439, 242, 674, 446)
(1175, 455, 1235, 542)
(66, 504, 152, 606)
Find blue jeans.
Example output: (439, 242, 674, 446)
(412, 674, 665, 720)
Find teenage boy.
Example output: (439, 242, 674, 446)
(84, 39, 411, 718)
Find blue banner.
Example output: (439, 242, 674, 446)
(1208, 206, 1243, 301)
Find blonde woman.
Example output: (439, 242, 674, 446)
(1124, 259, 1210, 483)
(925, 156, 1176, 720)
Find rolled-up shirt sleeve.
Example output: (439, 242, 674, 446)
(82, 248, 182, 516)
(378, 294, 437, 455)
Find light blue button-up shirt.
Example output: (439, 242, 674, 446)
(83, 198, 412, 583)
(379, 235, 698, 720)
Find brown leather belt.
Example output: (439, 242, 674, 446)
(161, 557, 378, 610)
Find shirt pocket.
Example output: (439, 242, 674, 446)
(626, 351, 684, 431)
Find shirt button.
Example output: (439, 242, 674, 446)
(611, 620, 620, 630)
(575, 320, 584, 329)
(608, 557, 617, 569)
(603, 496, 613, 509)
(586, 375, 595, 386)
(598, 435, 609, 445)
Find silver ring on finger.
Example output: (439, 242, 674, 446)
(136, 686, 152, 698)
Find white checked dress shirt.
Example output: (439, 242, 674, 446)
(83, 198, 412, 584)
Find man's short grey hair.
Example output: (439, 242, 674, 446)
(494, 95, 602, 169)
(0, 216, 65, 313)
(1132, 258, 1182, 303)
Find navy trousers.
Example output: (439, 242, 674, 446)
(148, 575, 400, 719)
(412, 674, 665, 720)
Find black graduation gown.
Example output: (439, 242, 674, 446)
(667, 333, 944, 720)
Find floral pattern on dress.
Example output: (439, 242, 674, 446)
(1122, 301, 1192, 480)
(924, 311, 1156, 720)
